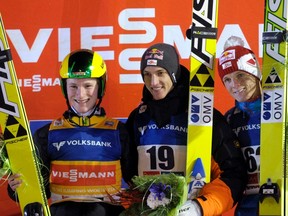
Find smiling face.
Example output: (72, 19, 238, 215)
(222, 70, 261, 102)
(142, 66, 174, 100)
(66, 78, 99, 114)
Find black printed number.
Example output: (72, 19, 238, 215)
(243, 146, 260, 172)
(146, 146, 174, 170)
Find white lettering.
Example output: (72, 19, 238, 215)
(6, 29, 52, 62)
(3, 9, 265, 86)
(52, 169, 115, 183)
(81, 26, 114, 60)
(119, 8, 156, 44)
(18, 75, 60, 92)
(163, 25, 191, 59)
(58, 28, 71, 61)
(66, 140, 112, 147)
(145, 124, 187, 133)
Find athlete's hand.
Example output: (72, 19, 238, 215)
(8, 173, 22, 191)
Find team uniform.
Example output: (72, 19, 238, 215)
(126, 64, 247, 216)
(225, 98, 261, 215)
(8, 49, 137, 216)
(8, 108, 134, 216)
(217, 37, 262, 216)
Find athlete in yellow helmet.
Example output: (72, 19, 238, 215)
(59, 49, 107, 109)
(8, 49, 136, 216)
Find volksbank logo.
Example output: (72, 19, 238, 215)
(189, 93, 213, 125)
(52, 140, 112, 151)
(138, 124, 187, 135)
(234, 124, 260, 137)
(138, 126, 147, 135)
(53, 141, 65, 151)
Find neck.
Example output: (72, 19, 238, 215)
(236, 97, 261, 114)
(70, 105, 97, 117)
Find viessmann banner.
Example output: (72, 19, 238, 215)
(0, 0, 264, 123)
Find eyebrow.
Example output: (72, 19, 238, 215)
(144, 68, 166, 74)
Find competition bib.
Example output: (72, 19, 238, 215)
(138, 144, 186, 176)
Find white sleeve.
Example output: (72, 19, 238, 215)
(178, 200, 202, 216)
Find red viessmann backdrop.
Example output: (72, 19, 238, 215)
(0, 0, 264, 215)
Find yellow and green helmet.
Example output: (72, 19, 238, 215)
(60, 49, 107, 99)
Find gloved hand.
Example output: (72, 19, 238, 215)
(178, 200, 202, 216)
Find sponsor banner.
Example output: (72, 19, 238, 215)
(50, 161, 121, 196)
(0, 0, 264, 122)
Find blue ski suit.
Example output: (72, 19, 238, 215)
(8, 107, 136, 216)
(225, 98, 261, 216)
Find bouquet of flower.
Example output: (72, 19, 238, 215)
(0, 128, 11, 179)
(119, 173, 187, 216)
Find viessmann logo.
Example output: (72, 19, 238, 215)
(18, 74, 60, 92)
(51, 162, 118, 185)
(52, 140, 112, 151)
(52, 169, 115, 183)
